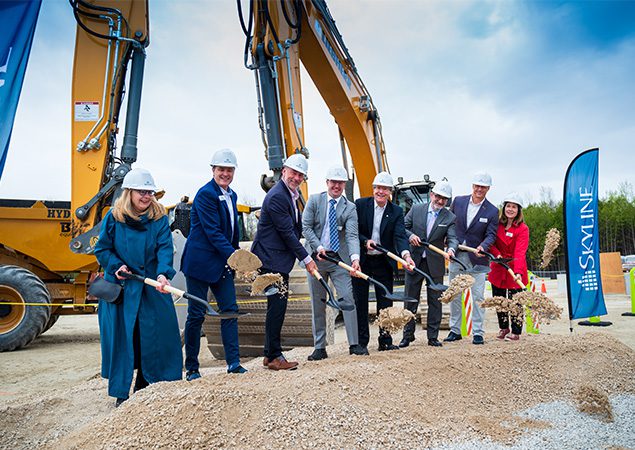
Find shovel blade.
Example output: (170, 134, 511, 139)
(429, 283, 448, 292)
(208, 311, 251, 319)
(263, 284, 279, 296)
(384, 293, 418, 303)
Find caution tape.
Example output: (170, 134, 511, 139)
(0, 295, 312, 308)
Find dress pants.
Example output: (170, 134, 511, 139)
(262, 269, 290, 360)
(184, 271, 239, 371)
(403, 257, 443, 340)
(352, 254, 394, 348)
(492, 285, 523, 334)
(307, 260, 358, 349)
(447, 251, 489, 337)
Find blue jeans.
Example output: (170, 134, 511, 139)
(184, 272, 239, 371)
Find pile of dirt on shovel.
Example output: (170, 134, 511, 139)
(39, 333, 635, 450)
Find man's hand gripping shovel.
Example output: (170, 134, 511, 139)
(319, 251, 417, 303)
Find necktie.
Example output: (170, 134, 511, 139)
(329, 199, 340, 252)
(427, 210, 438, 238)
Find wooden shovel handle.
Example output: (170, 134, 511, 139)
(426, 242, 450, 258)
(311, 269, 323, 281)
(507, 268, 526, 289)
(458, 244, 479, 253)
(142, 277, 185, 297)
(335, 261, 369, 281)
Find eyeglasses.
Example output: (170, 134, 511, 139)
(135, 190, 155, 197)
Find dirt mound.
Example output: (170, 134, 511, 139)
(36, 333, 635, 450)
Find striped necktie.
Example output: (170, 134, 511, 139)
(329, 198, 340, 252)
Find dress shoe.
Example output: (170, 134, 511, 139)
(378, 343, 399, 351)
(504, 333, 520, 342)
(263, 357, 269, 366)
(186, 369, 201, 381)
(472, 335, 484, 345)
(115, 397, 127, 408)
(267, 356, 299, 371)
(496, 328, 510, 340)
(227, 364, 248, 374)
(443, 331, 462, 342)
(428, 339, 442, 347)
(399, 337, 414, 348)
(349, 345, 368, 356)
(307, 348, 328, 361)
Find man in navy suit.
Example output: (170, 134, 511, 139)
(181, 149, 245, 380)
(352, 172, 415, 353)
(251, 154, 318, 371)
(444, 172, 498, 345)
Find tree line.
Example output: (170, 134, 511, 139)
(523, 182, 635, 275)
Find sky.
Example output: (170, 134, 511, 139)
(1, 0, 634, 208)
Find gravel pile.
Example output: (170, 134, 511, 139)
(21, 332, 633, 450)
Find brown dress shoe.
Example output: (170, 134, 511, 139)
(263, 357, 269, 367)
(267, 356, 299, 371)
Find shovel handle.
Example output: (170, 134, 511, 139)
(335, 260, 369, 281)
(140, 276, 186, 297)
(311, 269, 324, 281)
(458, 244, 479, 254)
(370, 243, 414, 270)
(507, 268, 526, 289)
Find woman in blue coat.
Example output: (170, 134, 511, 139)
(95, 168, 182, 406)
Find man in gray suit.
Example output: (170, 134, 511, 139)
(401, 181, 458, 347)
(302, 166, 367, 359)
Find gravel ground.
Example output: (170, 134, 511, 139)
(432, 394, 635, 450)
(2, 332, 630, 450)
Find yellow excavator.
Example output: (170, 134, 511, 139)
(0, 0, 149, 351)
(0, 0, 433, 353)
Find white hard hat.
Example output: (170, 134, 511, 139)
(283, 154, 308, 175)
(122, 168, 157, 191)
(472, 172, 492, 187)
(432, 180, 452, 198)
(211, 148, 237, 168)
(372, 171, 394, 188)
(503, 192, 524, 208)
(325, 165, 349, 181)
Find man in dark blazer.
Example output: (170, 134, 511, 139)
(251, 154, 318, 370)
(401, 181, 458, 347)
(181, 148, 245, 380)
(352, 172, 415, 353)
(445, 172, 498, 345)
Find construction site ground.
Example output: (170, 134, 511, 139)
(1, 278, 635, 449)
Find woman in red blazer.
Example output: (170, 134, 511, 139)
(488, 194, 529, 341)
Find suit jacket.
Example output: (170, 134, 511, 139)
(302, 192, 360, 265)
(251, 180, 309, 274)
(404, 202, 458, 278)
(181, 178, 239, 283)
(450, 195, 498, 266)
(355, 197, 409, 271)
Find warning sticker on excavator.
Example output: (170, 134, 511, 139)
(74, 102, 99, 122)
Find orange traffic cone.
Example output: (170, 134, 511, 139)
(540, 279, 547, 294)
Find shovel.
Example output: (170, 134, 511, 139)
(369, 243, 447, 292)
(319, 252, 417, 303)
(458, 244, 525, 289)
(309, 268, 355, 311)
(120, 273, 250, 319)
(415, 237, 469, 272)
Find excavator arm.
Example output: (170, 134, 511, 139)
(242, 0, 390, 198)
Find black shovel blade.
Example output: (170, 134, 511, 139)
(263, 284, 279, 296)
(209, 311, 251, 320)
(368, 276, 418, 303)
(429, 282, 448, 292)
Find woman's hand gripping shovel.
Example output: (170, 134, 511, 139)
(458, 244, 525, 289)
(307, 260, 355, 312)
(369, 243, 448, 292)
(120, 272, 250, 319)
(319, 251, 417, 303)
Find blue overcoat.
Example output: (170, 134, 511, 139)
(95, 211, 182, 399)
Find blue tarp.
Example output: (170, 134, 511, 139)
(0, 0, 42, 180)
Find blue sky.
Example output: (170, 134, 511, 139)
(1, 0, 633, 207)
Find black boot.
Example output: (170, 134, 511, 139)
(133, 367, 149, 393)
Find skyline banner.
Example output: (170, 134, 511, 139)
(0, 0, 42, 180)
(563, 148, 607, 320)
